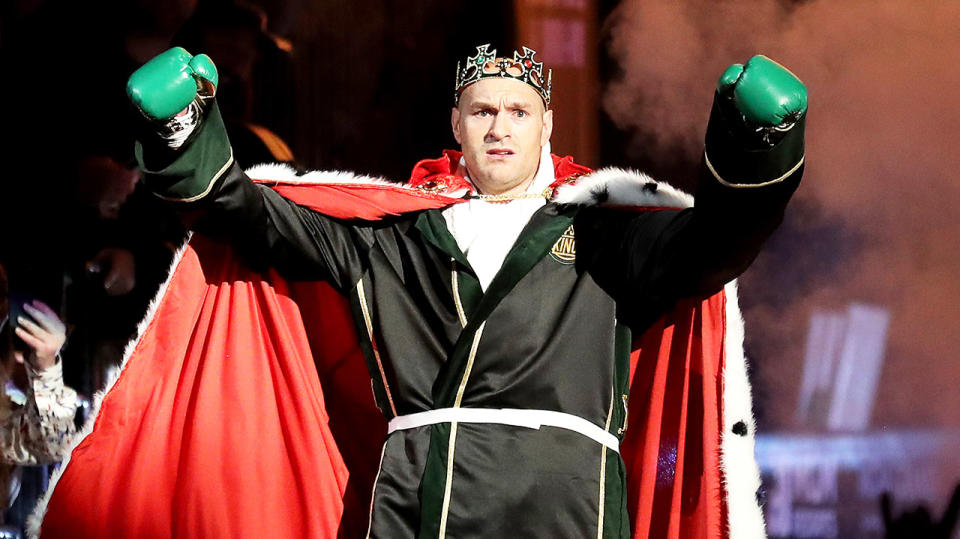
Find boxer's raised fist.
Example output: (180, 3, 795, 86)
(717, 55, 806, 128)
(127, 47, 218, 121)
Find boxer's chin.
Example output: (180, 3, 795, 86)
(472, 164, 526, 192)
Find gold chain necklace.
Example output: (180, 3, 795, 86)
(469, 187, 553, 203)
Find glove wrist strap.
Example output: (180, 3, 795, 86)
(150, 79, 216, 150)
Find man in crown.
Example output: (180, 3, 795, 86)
(34, 45, 805, 538)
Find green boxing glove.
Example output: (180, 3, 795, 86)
(704, 55, 806, 186)
(127, 47, 219, 148)
(717, 55, 807, 133)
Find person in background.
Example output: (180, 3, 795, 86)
(0, 265, 78, 514)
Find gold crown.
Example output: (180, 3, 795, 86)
(454, 44, 552, 105)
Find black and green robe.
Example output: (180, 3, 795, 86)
(33, 95, 803, 539)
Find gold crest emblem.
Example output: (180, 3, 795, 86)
(550, 225, 576, 264)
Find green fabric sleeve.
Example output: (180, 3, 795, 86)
(135, 102, 234, 202)
(703, 92, 805, 187)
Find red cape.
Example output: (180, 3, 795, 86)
(33, 153, 738, 538)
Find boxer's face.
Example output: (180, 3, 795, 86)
(452, 78, 552, 196)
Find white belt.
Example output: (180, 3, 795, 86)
(387, 407, 620, 453)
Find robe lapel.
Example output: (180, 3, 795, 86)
(413, 209, 484, 318)
(430, 203, 577, 407)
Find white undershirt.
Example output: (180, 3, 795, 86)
(442, 143, 555, 290)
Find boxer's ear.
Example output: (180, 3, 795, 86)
(451, 107, 462, 144)
(540, 109, 553, 147)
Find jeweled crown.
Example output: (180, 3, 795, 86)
(454, 44, 552, 106)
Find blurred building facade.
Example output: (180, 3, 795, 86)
(758, 303, 959, 538)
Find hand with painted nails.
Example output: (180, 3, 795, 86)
(14, 300, 66, 371)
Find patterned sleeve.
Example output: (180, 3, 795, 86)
(0, 359, 78, 465)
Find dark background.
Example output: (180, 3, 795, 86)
(1, 1, 958, 537)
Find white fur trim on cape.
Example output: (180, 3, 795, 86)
(246, 162, 694, 209)
(552, 167, 695, 209)
(246, 162, 389, 186)
(27, 237, 193, 539)
(244, 162, 471, 198)
(722, 281, 767, 538)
